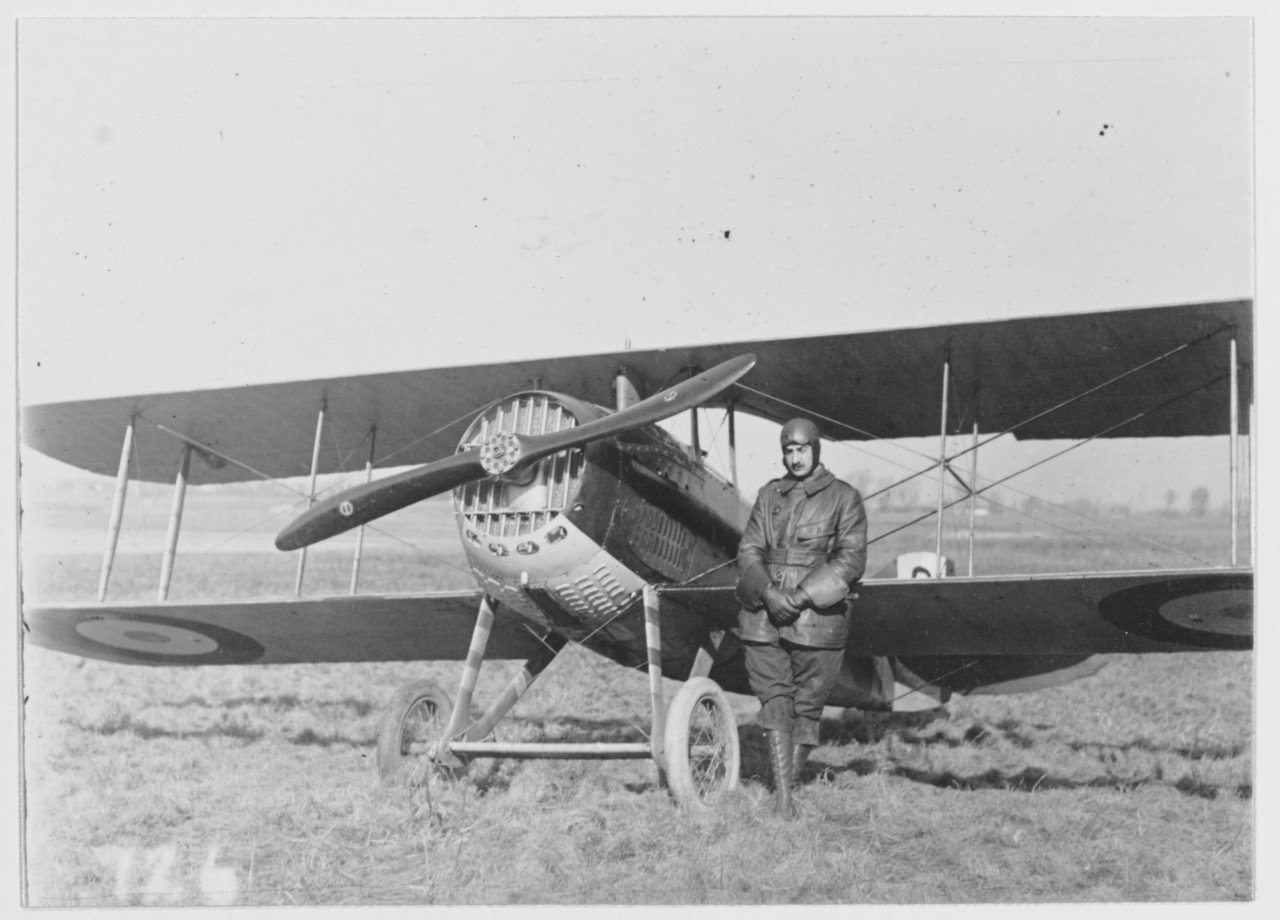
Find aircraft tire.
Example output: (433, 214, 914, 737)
(663, 677, 740, 811)
(376, 680, 460, 785)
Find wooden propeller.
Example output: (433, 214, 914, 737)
(275, 353, 755, 550)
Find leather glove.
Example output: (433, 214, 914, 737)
(784, 586, 812, 612)
(762, 585, 800, 626)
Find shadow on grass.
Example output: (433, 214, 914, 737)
(1068, 737, 1247, 761)
(797, 712, 1252, 802)
(172, 693, 378, 717)
(872, 763, 1253, 801)
(435, 715, 1254, 804)
(498, 715, 650, 744)
(287, 727, 378, 748)
(824, 709, 1247, 758)
(74, 713, 378, 748)
(80, 713, 266, 743)
(816, 709, 950, 745)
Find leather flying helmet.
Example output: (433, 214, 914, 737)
(779, 417, 821, 464)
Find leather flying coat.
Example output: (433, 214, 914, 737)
(736, 465, 868, 649)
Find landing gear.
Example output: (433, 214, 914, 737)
(376, 588, 743, 811)
(376, 679, 458, 783)
(662, 676, 740, 810)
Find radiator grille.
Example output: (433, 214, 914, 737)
(454, 394, 584, 535)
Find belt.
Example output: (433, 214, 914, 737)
(765, 548, 827, 565)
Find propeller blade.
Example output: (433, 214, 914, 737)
(474, 353, 757, 477)
(275, 449, 484, 551)
(276, 352, 756, 551)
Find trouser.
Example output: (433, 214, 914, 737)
(743, 639, 844, 747)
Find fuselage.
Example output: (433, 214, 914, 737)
(444, 390, 1020, 710)
(452, 389, 750, 680)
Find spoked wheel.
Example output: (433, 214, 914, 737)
(376, 680, 462, 784)
(662, 677, 740, 811)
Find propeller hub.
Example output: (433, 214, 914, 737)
(479, 432, 524, 475)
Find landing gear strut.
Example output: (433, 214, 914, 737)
(376, 587, 741, 810)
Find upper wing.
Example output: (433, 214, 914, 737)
(21, 300, 1251, 484)
(666, 568, 1252, 655)
(23, 592, 548, 666)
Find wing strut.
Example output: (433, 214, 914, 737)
(157, 444, 192, 601)
(967, 416, 979, 577)
(727, 400, 739, 490)
(1229, 334, 1239, 566)
(294, 403, 327, 596)
(349, 425, 377, 595)
(933, 357, 950, 579)
(97, 416, 135, 602)
(686, 366, 703, 459)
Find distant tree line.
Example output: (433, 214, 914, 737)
(838, 468, 1225, 519)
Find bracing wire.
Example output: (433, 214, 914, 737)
(152, 423, 313, 499)
(446, 621, 655, 747)
(129, 418, 165, 537)
(146, 417, 474, 576)
(324, 414, 360, 475)
(519, 615, 656, 743)
(739, 321, 1233, 508)
(735, 338, 1233, 567)
(968, 488, 1216, 569)
(870, 373, 1229, 546)
(890, 659, 980, 706)
(734, 380, 943, 468)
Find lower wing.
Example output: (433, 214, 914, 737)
(23, 592, 547, 666)
(668, 568, 1252, 655)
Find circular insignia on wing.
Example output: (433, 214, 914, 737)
(339, 500, 355, 517)
(71, 612, 266, 664)
(77, 620, 217, 655)
(1158, 591, 1252, 638)
(1098, 575, 1252, 650)
(663, 389, 678, 402)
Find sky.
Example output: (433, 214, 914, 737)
(12, 14, 1255, 508)
(17, 16, 1250, 401)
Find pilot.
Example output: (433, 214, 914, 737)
(735, 417, 867, 818)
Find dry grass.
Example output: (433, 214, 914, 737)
(18, 508, 1253, 905)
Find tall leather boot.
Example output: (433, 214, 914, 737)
(792, 742, 813, 785)
(766, 729, 796, 819)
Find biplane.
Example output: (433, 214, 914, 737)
(20, 299, 1254, 809)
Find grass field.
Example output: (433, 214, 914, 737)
(18, 504, 1253, 905)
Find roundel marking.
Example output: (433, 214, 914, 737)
(77, 620, 218, 656)
(339, 500, 355, 517)
(663, 389, 678, 402)
(1098, 575, 1252, 650)
(1159, 591, 1252, 638)
(71, 612, 267, 664)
